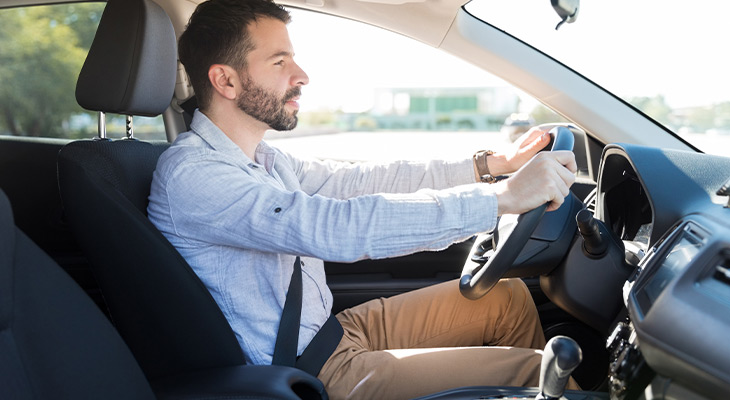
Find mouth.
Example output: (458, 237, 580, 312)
(285, 96, 300, 110)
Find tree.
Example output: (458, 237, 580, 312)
(713, 102, 730, 130)
(685, 106, 715, 132)
(0, 4, 103, 137)
(530, 104, 568, 125)
(628, 95, 673, 129)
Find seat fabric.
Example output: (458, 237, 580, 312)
(57, 139, 246, 379)
(0, 189, 155, 399)
(2, 188, 327, 399)
(58, 0, 246, 379)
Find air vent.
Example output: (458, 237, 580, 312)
(713, 255, 730, 286)
(698, 250, 730, 302)
(718, 177, 730, 208)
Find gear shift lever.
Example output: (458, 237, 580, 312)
(536, 336, 582, 400)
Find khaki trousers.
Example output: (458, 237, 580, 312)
(318, 278, 571, 400)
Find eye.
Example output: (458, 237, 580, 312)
(274, 60, 284, 66)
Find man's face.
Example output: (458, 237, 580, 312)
(236, 17, 308, 131)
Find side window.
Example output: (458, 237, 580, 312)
(0, 4, 165, 140)
(269, 8, 564, 162)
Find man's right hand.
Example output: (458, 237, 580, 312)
(493, 151, 577, 215)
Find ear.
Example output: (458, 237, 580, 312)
(207, 64, 240, 101)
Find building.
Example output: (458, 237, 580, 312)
(345, 87, 521, 131)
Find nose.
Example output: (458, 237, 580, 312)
(291, 61, 309, 86)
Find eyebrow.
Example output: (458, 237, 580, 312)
(267, 50, 294, 61)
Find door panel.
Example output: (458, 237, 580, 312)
(325, 239, 472, 312)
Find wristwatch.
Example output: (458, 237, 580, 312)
(473, 149, 497, 183)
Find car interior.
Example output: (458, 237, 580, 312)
(1, 0, 730, 399)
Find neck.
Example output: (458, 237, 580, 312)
(203, 102, 269, 160)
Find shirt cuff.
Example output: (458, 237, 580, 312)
(452, 183, 500, 234)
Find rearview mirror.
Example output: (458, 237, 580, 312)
(551, 0, 579, 30)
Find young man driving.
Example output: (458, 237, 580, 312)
(148, 0, 578, 398)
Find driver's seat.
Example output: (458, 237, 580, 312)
(57, 0, 246, 380)
(56, 3, 326, 398)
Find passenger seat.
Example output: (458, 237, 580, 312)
(0, 188, 156, 399)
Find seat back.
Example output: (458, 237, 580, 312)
(57, 0, 245, 379)
(0, 189, 156, 399)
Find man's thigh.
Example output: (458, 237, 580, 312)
(319, 279, 575, 399)
(336, 278, 545, 351)
(320, 342, 544, 400)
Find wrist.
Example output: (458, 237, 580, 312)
(487, 153, 510, 176)
(473, 150, 496, 183)
(493, 180, 510, 216)
(473, 150, 510, 182)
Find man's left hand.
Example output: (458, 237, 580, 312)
(488, 128, 551, 176)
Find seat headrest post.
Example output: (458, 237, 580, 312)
(126, 116, 134, 139)
(98, 111, 107, 139)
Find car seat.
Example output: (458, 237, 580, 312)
(1, 187, 327, 399)
(0, 189, 155, 399)
(56, 0, 326, 398)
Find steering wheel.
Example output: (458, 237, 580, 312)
(459, 126, 575, 300)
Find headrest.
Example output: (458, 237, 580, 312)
(75, 0, 177, 117)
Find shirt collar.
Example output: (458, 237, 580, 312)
(191, 109, 246, 156)
(190, 109, 278, 171)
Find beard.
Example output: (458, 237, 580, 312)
(236, 73, 300, 131)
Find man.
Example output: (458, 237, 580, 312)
(147, 0, 578, 398)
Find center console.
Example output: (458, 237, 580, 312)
(608, 217, 730, 400)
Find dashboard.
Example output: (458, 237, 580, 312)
(595, 144, 730, 400)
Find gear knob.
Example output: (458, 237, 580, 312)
(536, 335, 582, 400)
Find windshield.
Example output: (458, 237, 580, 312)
(465, 0, 730, 156)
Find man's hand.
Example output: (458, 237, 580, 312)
(488, 128, 551, 176)
(493, 151, 577, 215)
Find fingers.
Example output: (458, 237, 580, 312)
(515, 132, 550, 164)
(545, 179, 570, 211)
(501, 130, 550, 174)
(522, 130, 550, 153)
(517, 127, 547, 148)
(543, 158, 573, 212)
(541, 151, 576, 212)
(541, 151, 576, 193)
(495, 151, 577, 215)
(552, 150, 578, 174)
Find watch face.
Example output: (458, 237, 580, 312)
(481, 174, 497, 184)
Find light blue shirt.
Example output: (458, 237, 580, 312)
(147, 110, 499, 365)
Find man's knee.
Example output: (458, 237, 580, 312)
(488, 278, 532, 307)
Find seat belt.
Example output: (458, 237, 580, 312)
(272, 256, 303, 367)
(273, 256, 344, 377)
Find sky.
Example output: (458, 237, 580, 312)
(285, 0, 730, 113)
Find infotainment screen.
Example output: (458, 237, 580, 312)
(636, 224, 705, 314)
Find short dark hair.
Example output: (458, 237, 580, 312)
(178, 0, 291, 111)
